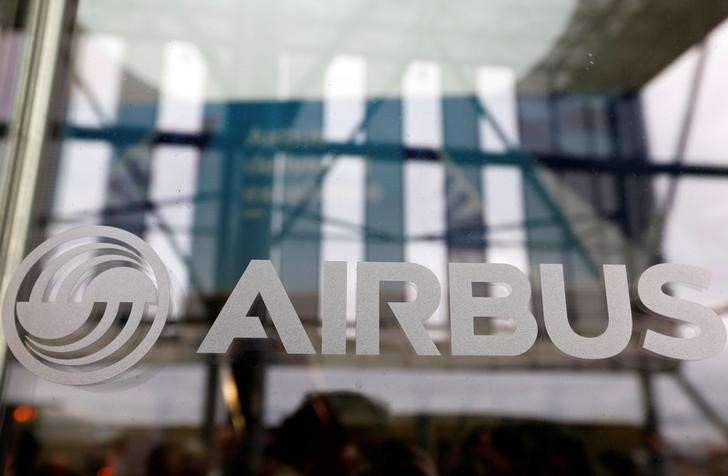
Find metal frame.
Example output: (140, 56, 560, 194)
(0, 0, 72, 387)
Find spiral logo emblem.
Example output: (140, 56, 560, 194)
(2, 226, 170, 385)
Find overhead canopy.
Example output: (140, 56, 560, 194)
(521, 0, 728, 92)
(77, 0, 577, 100)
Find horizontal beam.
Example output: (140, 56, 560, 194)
(59, 124, 728, 178)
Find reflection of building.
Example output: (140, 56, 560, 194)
(56, 66, 679, 372)
(5, 0, 728, 473)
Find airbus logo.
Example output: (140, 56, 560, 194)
(2, 226, 171, 385)
(3, 226, 726, 385)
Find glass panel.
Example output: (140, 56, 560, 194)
(0, 1, 29, 183)
(3, 2, 728, 475)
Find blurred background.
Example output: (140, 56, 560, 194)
(3, 0, 728, 474)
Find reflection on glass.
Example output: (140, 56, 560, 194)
(4, 1, 728, 475)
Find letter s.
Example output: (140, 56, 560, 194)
(638, 264, 725, 360)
